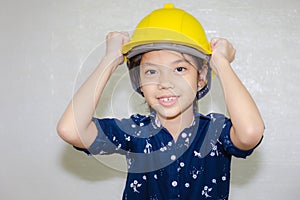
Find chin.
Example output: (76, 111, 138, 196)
(153, 107, 182, 119)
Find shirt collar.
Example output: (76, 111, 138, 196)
(149, 111, 211, 128)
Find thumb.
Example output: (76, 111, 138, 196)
(210, 38, 219, 49)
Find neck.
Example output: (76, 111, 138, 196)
(156, 109, 195, 141)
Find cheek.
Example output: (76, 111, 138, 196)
(180, 76, 199, 92)
(139, 77, 159, 92)
(140, 84, 155, 97)
(140, 86, 157, 106)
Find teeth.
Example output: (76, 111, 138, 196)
(161, 97, 176, 102)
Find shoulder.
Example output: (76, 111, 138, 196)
(195, 112, 230, 125)
(93, 113, 152, 129)
(130, 113, 152, 126)
(207, 113, 230, 121)
(194, 112, 232, 143)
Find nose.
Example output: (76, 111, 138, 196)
(158, 71, 174, 89)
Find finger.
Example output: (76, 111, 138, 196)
(106, 31, 121, 39)
(211, 38, 218, 44)
(120, 31, 130, 37)
(106, 32, 117, 41)
(210, 38, 220, 50)
(120, 32, 130, 43)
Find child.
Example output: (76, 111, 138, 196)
(57, 4, 264, 200)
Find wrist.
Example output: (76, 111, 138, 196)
(101, 55, 124, 72)
(103, 53, 123, 64)
(210, 53, 230, 76)
(98, 56, 120, 74)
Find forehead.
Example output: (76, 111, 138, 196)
(140, 50, 196, 67)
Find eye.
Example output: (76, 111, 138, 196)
(145, 69, 157, 75)
(175, 67, 186, 73)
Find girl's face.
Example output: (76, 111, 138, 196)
(139, 50, 206, 121)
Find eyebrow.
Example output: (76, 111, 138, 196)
(140, 59, 192, 68)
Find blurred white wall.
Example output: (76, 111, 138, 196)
(1, 0, 299, 199)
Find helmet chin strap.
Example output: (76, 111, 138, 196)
(197, 65, 212, 100)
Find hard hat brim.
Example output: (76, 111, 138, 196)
(125, 43, 211, 62)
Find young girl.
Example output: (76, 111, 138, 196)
(57, 4, 264, 199)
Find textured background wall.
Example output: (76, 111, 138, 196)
(1, 0, 299, 199)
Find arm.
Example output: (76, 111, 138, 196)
(57, 32, 130, 148)
(210, 38, 264, 150)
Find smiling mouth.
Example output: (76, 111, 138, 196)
(157, 96, 179, 106)
(159, 96, 177, 102)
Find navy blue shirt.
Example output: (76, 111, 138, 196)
(76, 112, 257, 200)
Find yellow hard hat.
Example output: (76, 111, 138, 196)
(124, 4, 212, 100)
(122, 3, 212, 59)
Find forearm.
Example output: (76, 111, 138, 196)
(57, 56, 118, 147)
(74, 57, 117, 127)
(212, 57, 264, 149)
(57, 32, 130, 148)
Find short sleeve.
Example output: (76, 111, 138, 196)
(219, 118, 260, 158)
(74, 117, 130, 156)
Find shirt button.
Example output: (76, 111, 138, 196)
(170, 155, 176, 161)
(172, 181, 178, 187)
(222, 176, 227, 181)
(179, 162, 185, 167)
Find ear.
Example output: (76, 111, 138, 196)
(198, 65, 208, 89)
(139, 88, 145, 97)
